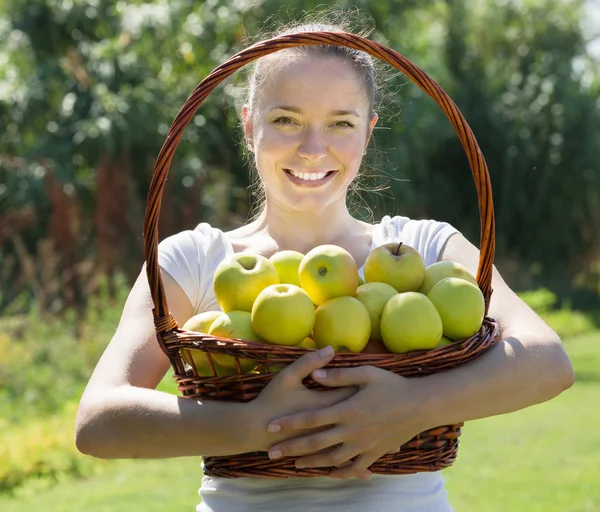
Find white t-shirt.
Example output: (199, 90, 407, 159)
(157, 215, 459, 512)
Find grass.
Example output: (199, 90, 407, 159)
(0, 331, 598, 511)
(443, 331, 600, 511)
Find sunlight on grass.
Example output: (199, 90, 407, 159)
(0, 332, 598, 511)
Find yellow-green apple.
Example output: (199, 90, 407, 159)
(269, 250, 304, 287)
(364, 242, 426, 292)
(181, 311, 229, 376)
(296, 337, 318, 349)
(358, 273, 366, 286)
(213, 253, 279, 312)
(313, 296, 371, 353)
(298, 245, 358, 305)
(207, 311, 261, 373)
(380, 292, 443, 353)
(435, 336, 454, 348)
(418, 261, 478, 295)
(354, 282, 398, 342)
(251, 284, 315, 345)
(427, 277, 485, 340)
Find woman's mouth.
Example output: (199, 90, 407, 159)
(283, 169, 337, 186)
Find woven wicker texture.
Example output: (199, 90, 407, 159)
(142, 31, 499, 477)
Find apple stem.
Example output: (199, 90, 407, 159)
(394, 242, 403, 256)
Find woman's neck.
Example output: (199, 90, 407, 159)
(250, 199, 362, 254)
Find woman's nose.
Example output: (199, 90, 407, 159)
(297, 128, 327, 161)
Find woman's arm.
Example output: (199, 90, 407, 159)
(263, 233, 574, 478)
(75, 269, 355, 459)
(414, 232, 574, 426)
(75, 269, 253, 459)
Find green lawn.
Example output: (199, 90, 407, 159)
(1, 332, 598, 512)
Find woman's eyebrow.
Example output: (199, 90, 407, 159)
(269, 106, 360, 117)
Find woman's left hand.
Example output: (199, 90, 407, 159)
(265, 365, 431, 480)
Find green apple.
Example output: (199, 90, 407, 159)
(269, 250, 304, 287)
(358, 273, 366, 286)
(181, 311, 227, 375)
(313, 296, 371, 353)
(418, 261, 478, 295)
(354, 282, 398, 342)
(435, 336, 454, 348)
(298, 245, 359, 306)
(207, 311, 261, 373)
(364, 242, 426, 293)
(213, 253, 279, 312)
(251, 284, 315, 345)
(380, 292, 443, 353)
(427, 277, 485, 340)
(296, 337, 318, 349)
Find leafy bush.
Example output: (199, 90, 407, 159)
(0, 275, 128, 424)
(0, 402, 108, 496)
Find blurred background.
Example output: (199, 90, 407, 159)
(0, 1, 598, 511)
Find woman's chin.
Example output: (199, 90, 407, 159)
(279, 193, 335, 213)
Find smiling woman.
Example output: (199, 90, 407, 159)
(74, 7, 574, 512)
(237, 16, 384, 222)
(241, 51, 378, 216)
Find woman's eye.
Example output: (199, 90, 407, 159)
(273, 117, 296, 126)
(332, 121, 355, 129)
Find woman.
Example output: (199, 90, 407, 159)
(75, 16, 574, 512)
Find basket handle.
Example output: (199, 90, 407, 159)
(143, 31, 496, 345)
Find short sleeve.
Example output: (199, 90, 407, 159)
(376, 215, 459, 266)
(157, 223, 230, 315)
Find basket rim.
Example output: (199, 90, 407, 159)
(170, 316, 500, 390)
(142, 31, 496, 371)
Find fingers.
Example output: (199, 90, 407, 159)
(294, 444, 368, 478)
(268, 402, 346, 433)
(311, 365, 375, 388)
(313, 387, 358, 408)
(277, 346, 335, 386)
(268, 428, 344, 460)
(329, 452, 378, 480)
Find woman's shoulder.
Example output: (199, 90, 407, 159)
(375, 214, 455, 236)
(157, 222, 232, 280)
(156, 222, 231, 314)
(158, 222, 228, 254)
(374, 215, 460, 266)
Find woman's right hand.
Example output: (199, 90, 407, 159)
(247, 346, 358, 453)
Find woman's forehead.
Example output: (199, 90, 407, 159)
(256, 55, 370, 113)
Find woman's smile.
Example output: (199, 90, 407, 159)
(283, 168, 338, 187)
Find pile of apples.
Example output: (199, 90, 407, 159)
(182, 243, 485, 376)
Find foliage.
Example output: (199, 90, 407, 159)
(0, 274, 128, 424)
(0, 402, 106, 496)
(0, 0, 599, 317)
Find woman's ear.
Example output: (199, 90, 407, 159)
(242, 105, 254, 150)
(365, 112, 379, 152)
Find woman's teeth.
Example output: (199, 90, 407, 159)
(287, 169, 330, 181)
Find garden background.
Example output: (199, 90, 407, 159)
(1, 0, 599, 510)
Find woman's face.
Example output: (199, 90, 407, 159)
(243, 55, 378, 213)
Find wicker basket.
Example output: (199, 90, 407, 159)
(143, 31, 500, 478)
